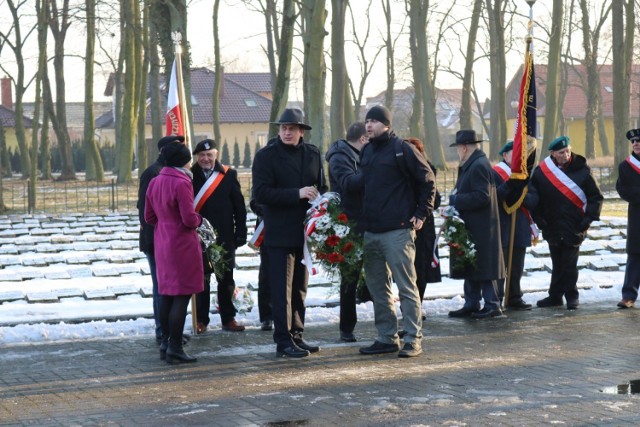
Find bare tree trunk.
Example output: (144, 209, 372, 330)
(330, 0, 347, 142)
(148, 19, 163, 158)
(136, 0, 150, 172)
(212, 0, 223, 144)
(542, 0, 564, 152)
(268, 0, 295, 138)
(460, 0, 483, 130)
(486, 0, 507, 157)
(382, 0, 394, 109)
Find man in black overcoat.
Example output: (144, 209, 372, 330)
(252, 108, 327, 358)
(448, 129, 505, 319)
(191, 139, 247, 333)
(616, 129, 640, 309)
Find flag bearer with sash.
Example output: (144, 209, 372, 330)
(191, 139, 247, 333)
(527, 136, 603, 310)
(616, 129, 640, 309)
(493, 140, 536, 311)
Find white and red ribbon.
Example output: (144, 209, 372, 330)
(626, 155, 640, 174)
(302, 195, 330, 275)
(248, 220, 264, 250)
(539, 156, 587, 213)
(493, 162, 510, 182)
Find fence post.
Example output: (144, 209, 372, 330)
(111, 178, 116, 212)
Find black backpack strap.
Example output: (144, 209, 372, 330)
(395, 138, 411, 180)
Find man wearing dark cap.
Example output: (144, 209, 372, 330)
(492, 140, 534, 310)
(527, 136, 603, 309)
(252, 108, 327, 358)
(358, 105, 436, 358)
(448, 129, 505, 319)
(191, 139, 247, 333)
(616, 129, 640, 309)
(138, 135, 185, 344)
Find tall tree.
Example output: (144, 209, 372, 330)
(1, 0, 34, 178)
(268, 0, 295, 138)
(148, 20, 163, 162)
(44, 0, 75, 180)
(212, 0, 223, 145)
(382, 0, 394, 109)
(301, 0, 327, 151)
(330, 0, 348, 141)
(84, 0, 104, 181)
(408, 0, 445, 167)
(486, 0, 507, 157)
(541, 0, 564, 151)
(136, 0, 151, 172)
(612, 0, 634, 167)
(459, 0, 483, 130)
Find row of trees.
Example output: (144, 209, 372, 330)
(0, 1, 638, 209)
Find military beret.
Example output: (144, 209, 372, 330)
(548, 135, 570, 151)
(626, 128, 640, 142)
(193, 139, 217, 154)
(499, 140, 514, 155)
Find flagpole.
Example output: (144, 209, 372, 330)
(505, 0, 536, 308)
(172, 31, 198, 335)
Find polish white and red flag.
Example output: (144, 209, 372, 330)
(165, 59, 184, 136)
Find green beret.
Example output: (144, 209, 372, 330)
(499, 140, 513, 155)
(548, 136, 570, 151)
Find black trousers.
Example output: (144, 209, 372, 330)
(338, 258, 361, 334)
(497, 246, 526, 303)
(266, 246, 308, 349)
(196, 268, 237, 326)
(548, 242, 580, 303)
(159, 294, 191, 348)
(257, 246, 273, 322)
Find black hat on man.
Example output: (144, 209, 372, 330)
(547, 135, 570, 151)
(157, 135, 185, 151)
(193, 139, 217, 154)
(162, 142, 192, 168)
(449, 129, 485, 147)
(627, 128, 640, 142)
(271, 108, 312, 130)
(365, 105, 392, 126)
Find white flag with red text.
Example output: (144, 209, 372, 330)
(165, 59, 184, 136)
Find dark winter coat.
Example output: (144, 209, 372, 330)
(616, 152, 640, 255)
(144, 167, 204, 296)
(414, 161, 442, 284)
(492, 163, 532, 249)
(452, 149, 505, 281)
(252, 137, 327, 248)
(191, 160, 247, 265)
(325, 139, 363, 224)
(527, 154, 603, 247)
(137, 159, 163, 253)
(359, 131, 436, 233)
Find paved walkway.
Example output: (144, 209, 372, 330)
(1, 302, 640, 426)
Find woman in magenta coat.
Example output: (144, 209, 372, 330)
(145, 142, 204, 364)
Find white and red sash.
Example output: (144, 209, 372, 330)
(626, 155, 640, 174)
(539, 156, 587, 213)
(493, 162, 540, 242)
(193, 166, 229, 212)
(248, 221, 265, 250)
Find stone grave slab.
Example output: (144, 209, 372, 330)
(0, 229, 29, 237)
(65, 254, 93, 265)
(41, 222, 69, 229)
(36, 243, 71, 253)
(91, 266, 121, 277)
(15, 235, 49, 245)
(117, 232, 139, 241)
(139, 286, 153, 298)
(67, 266, 94, 278)
(31, 228, 64, 236)
(26, 292, 59, 303)
(606, 218, 629, 229)
(114, 265, 142, 275)
(50, 235, 78, 244)
(236, 245, 257, 257)
(0, 246, 19, 255)
(0, 291, 24, 303)
(607, 253, 628, 265)
(586, 258, 620, 271)
(124, 226, 139, 233)
(42, 254, 66, 264)
(0, 256, 21, 267)
(235, 257, 261, 270)
(587, 229, 620, 240)
(579, 241, 604, 255)
(109, 240, 138, 250)
(139, 264, 150, 275)
(605, 240, 627, 253)
(83, 289, 117, 300)
(531, 246, 551, 258)
(72, 242, 101, 251)
(11, 223, 30, 229)
(524, 258, 545, 272)
(85, 234, 112, 242)
(108, 253, 135, 264)
(0, 271, 23, 281)
(95, 226, 126, 235)
(68, 227, 97, 235)
(54, 288, 84, 298)
(44, 270, 72, 280)
(21, 256, 50, 267)
(109, 285, 140, 296)
(19, 269, 45, 280)
(308, 275, 333, 288)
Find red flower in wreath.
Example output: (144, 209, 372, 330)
(326, 235, 341, 247)
(328, 252, 345, 263)
(341, 242, 354, 253)
(337, 213, 348, 223)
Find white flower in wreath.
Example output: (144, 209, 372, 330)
(333, 224, 349, 238)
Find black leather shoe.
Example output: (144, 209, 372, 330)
(359, 341, 400, 355)
(448, 306, 479, 318)
(293, 339, 320, 353)
(507, 300, 532, 310)
(340, 331, 357, 342)
(537, 297, 563, 308)
(397, 330, 407, 339)
(260, 320, 273, 331)
(165, 347, 197, 364)
(276, 345, 310, 358)
(159, 339, 168, 361)
(566, 301, 579, 310)
(471, 307, 505, 319)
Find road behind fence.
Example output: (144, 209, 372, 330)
(0, 166, 618, 214)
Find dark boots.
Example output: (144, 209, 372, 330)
(159, 337, 168, 361)
(165, 341, 197, 364)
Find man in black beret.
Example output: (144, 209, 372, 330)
(616, 129, 640, 309)
(138, 135, 185, 344)
(448, 129, 505, 319)
(252, 108, 327, 358)
(358, 105, 436, 358)
(526, 136, 603, 309)
(190, 139, 247, 333)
